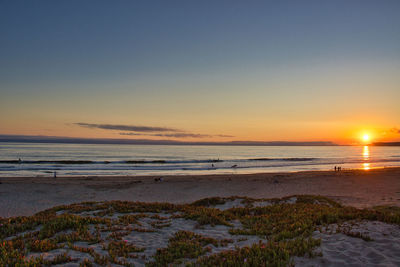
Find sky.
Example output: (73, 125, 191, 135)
(1, 0, 399, 145)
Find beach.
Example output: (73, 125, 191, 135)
(1, 167, 399, 218)
(1, 168, 400, 266)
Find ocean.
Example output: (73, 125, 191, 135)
(0, 143, 399, 177)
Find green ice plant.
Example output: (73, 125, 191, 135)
(1, 195, 400, 266)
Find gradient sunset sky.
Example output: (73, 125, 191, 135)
(1, 1, 399, 144)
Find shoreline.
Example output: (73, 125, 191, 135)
(1, 167, 400, 218)
(0, 165, 396, 180)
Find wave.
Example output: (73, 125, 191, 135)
(125, 160, 166, 164)
(0, 160, 94, 164)
(0, 158, 315, 165)
(0, 159, 225, 165)
(249, 157, 316, 161)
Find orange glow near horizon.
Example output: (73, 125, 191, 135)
(1, 118, 400, 145)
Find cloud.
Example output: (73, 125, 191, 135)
(390, 127, 400, 134)
(74, 122, 234, 139)
(75, 123, 182, 132)
(216, 134, 235, 138)
(120, 132, 229, 138)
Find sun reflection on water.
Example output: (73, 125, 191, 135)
(363, 146, 369, 160)
(362, 146, 370, 170)
(363, 163, 370, 170)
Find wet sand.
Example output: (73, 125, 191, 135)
(0, 167, 400, 218)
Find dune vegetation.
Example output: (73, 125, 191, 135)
(1, 195, 399, 266)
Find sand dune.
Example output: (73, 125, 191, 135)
(2, 196, 399, 266)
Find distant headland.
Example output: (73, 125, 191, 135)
(373, 142, 400, 146)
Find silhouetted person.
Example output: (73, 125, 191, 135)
(18, 158, 21, 164)
(334, 166, 337, 172)
(54, 171, 57, 178)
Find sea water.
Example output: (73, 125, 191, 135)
(0, 143, 399, 177)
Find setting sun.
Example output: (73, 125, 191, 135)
(362, 134, 370, 142)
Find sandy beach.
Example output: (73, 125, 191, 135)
(1, 167, 400, 218)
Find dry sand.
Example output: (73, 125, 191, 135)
(294, 220, 400, 266)
(0, 167, 400, 218)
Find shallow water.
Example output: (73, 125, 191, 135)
(0, 143, 399, 177)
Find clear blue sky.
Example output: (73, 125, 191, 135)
(1, 0, 399, 143)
